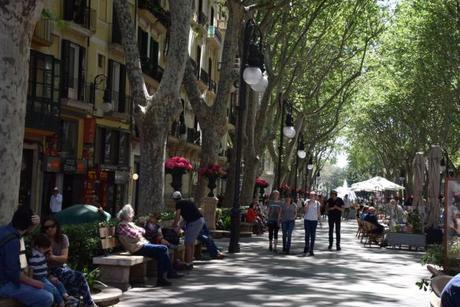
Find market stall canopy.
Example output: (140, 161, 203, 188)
(351, 176, 405, 192)
(54, 204, 111, 225)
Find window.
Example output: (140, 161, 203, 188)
(196, 46, 201, 70)
(61, 120, 78, 158)
(98, 54, 105, 69)
(61, 39, 86, 101)
(108, 60, 126, 113)
(98, 127, 129, 165)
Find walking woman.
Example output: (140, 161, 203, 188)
(267, 190, 282, 252)
(281, 194, 297, 254)
(304, 191, 321, 256)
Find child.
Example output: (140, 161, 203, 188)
(28, 234, 78, 307)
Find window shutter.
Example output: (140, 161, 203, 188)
(119, 64, 126, 113)
(60, 39, 71, 98)
(78, 46, 86, 101)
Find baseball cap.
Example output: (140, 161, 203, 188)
(53, 187, 59, 191)
(172, 191, 182, 200)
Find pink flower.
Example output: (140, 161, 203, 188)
(199, 163, 225, 177)
(255, 178, 269, 188)
(165, 156, 193, 171)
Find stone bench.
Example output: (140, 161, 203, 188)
(240, 222, 253, 238)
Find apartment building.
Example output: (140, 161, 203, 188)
(20, 0, 229, 217)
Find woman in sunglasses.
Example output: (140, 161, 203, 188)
(41, 217, 97, 307)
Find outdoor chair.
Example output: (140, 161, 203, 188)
(362, 221, 383, 248)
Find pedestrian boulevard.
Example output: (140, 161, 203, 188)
(119, 220, 431, 306)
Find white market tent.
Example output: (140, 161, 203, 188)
(351, 176, 404, 192)
(335, 180, 357, 200)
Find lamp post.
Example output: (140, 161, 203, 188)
(305, 156, 313, 193)
(294, 138, 306, 199)
(229, 19, 266, 254)
(275, 99, 296, 189)
(91, 74, 112, 111)
(399, 168, 405, 204)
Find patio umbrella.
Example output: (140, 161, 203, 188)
(426, 145, 442, 228)
(351, 176, 404, 192)
(335, 180, 357, 200)
(412, 152, 425, 219)
(55, 204, 111, 225)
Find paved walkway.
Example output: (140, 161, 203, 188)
(118, 219, 431, 307)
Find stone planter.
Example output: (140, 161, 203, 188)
(92, 283, 123, 306)
(386, 232, 426, 250)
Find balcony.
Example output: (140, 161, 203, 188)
(189, 57, 199, 78)
(63, 1, 96, 36)
(138, 0, 171, 28)
(207, 25, 222, 49)
(25, 97, 60, 133)
(141, 57, 163, 82)
(33, 18, 54, 46)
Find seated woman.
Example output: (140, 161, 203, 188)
(41, 217, 96, 307)
(363, 207, 384, 234)
(116, 205, 181, 287)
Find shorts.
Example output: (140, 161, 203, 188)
(184, 217, 205, 245)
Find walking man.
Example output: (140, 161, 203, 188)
(49, 187, 62, 214)
(343, 194, 351, 220)
(327, 190, 344, 251)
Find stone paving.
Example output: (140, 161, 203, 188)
(118, 219, 431, 307)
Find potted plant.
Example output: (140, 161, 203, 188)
(82, 267, 122, 306)
(255, 178, 269, 199)
(199, 163, 225, 197)
(165, 156, 193, 192)
(386, 211, 426, 250)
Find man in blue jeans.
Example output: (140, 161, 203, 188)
(197, 224, 225, 259)
(0, 206, 53, 306)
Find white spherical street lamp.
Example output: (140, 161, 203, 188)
(251, 74, 268, 92)
(243, 66, 262, 85)
(297, 149, 307, 159)
(283, 126, 296, 139)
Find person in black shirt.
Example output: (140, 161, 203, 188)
(172, 191, 204, 269)
(326, 190, 344, 250)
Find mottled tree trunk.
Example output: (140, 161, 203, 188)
(0, 1, 44, 224)
(222, 144, 236, 208)
(183, 0, 244, 205)
(114, 0, 192, 214)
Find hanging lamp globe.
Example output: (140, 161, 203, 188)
(243, 66, 262, 85)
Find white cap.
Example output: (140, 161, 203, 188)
(172, 191, 182, 200)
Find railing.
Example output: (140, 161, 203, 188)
(63, 1, 95, 31)
(198, 12, 207, 26)
(199, 68, 209, 85)
(62, 78, 92, 103)
(207, 26, 222, 44)
(140, 57, 163, 82)
(25, 97, 60, 132)
(189, 57, 199, 77)
(33, 18, 54, 45)
(186, 128, 201, 146)
(138, 0, 171, 27)
(209, 80, 217, 92)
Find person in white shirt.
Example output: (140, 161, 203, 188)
(304, 191, 321, 256)
(49, 187, 62, 214)
(343, 194, 351, 220)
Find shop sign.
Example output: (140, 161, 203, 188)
(84, 118, 96, 144)
(115, 170, 130, 184)
(76, 160, 88, 174)
(63, 159, 77, 173)
(44, 156, 61, 173)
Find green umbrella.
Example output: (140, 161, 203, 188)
(54, 204, 111, 225)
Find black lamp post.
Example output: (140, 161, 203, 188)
(275, 100, 296, 189)
(228, 19, 266, 254)
(304, 156, 313, 193)
(91, 74, 112, 110)
(399, 168, 405, 203)
(293, 138, 306, 199)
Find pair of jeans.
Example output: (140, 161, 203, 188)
(281, 220, 295, 252)
(304, 219, 318, 252)
(267, 220, 279, 242)
(49, 266, 93, 306)
(0, 281, 53, 307)
(134, 244, 172, 276)
(41, 277, 65, 305)
(328, 215, 341, 247)
(197, 224, 220, 258)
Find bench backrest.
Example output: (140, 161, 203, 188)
(99, 226, 119, 252)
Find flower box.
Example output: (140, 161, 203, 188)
(386, 232, 426, 250)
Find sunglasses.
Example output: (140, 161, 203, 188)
(43, 224, 56, 230)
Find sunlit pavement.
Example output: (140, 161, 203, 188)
(118, 219, 431, 307)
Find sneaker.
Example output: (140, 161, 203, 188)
(328, 245, 332, 250)
(269, 245, 273, 251)
(336, 246, 341, 251)
(214, 253, 225, 260)
(183, 263, 194, 270)
(156, 278, 172, 287)
(309, 251, 314, 256)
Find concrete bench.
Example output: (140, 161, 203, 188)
(240, 222, 253, 238)
(92, 226, 157, 291)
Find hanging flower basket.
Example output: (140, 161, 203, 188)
(255, 178, 269, 188)
(199, 163, 225, 197)
(165, 156, 193, 192)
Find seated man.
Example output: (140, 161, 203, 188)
(196, 224, 224, 260)
(364, 207, 384, 234)
(0, 206, 53, 307)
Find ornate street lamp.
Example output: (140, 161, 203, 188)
(293, 138, 306, 199)
(229, 19, 265, 254)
